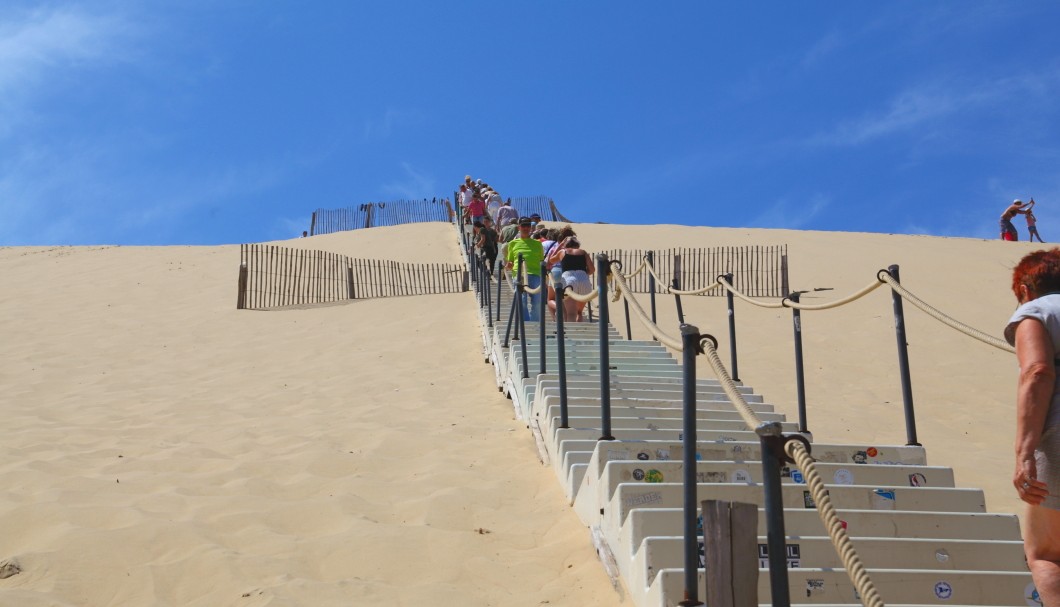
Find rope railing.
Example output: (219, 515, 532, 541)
(633, 256, 725, 296)
(716, 270, 1013, 351)
(877, 272, 1015, 353)
(608, 257, 886, 606)
(611, 267, 683, 350)
(696, 337, 885, 607)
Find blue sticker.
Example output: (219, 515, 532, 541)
(934, 581, 953, 600)
(791, 470, 805, 484)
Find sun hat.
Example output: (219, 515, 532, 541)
(1014, 199, 1024, 205)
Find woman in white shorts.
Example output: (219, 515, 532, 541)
(547, 237, 594, 322)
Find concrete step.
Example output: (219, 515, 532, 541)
(646, 567, 1034, 606)
(619, 509, 1023, 560)
(605, 483, 985, 535)
(573, 460, 956, 523)
(636, 536, 1026, 590)
(559, 439, 926, 504)
(540, 404, 787, 425)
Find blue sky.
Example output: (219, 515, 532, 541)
(3, 1, 1060, 245)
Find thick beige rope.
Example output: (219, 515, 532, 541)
(877, 272, 1015, 353)
(610, 269, 684, 350)
(718, 277, 884, 310)
(697, 338, 885, 607)
(639, 260, 726, 296)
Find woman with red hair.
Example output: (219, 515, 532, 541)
(1006, 247, 1060, 602)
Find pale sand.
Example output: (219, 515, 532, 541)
(0, 221, 1042, 605)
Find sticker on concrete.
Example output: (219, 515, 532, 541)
(866, 447, 878, 457)
(636, 451, 650, 461)
(655, 449, 671, 460)
(909, 472, 927, 487)
(790, 470, 805, 484)
(622, 491, 663, 510)
(608, 449, 630, 462)
(833, 468, 854, 485)
(805, 579, 825, 597)
(632, 468, 645, 481)
(872, 489, 897, 510)
(732, 469, 752, 483)
(935, 549, 950, 563)
(934, 581, 953, 600)
(757, 543, 801, 568)
(645, 469, 664, 483)
(1026, 582, 1043, 606)
(700, 471, 726, 483)
(852, 450, 868, 465)
(803, 490, 816, 508)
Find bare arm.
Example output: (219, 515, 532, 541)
(1014, 318, 1055, 504)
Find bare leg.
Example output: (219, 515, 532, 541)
(562, 298, 578, 322)
(1025, 504, 1060, 605)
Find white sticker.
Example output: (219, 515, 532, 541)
(732, 469, 752, 483)
(934, 581, 953, 600)
(833, 468, 854, 485)
(935, 549, 950, 563)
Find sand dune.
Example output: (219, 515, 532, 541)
(0, 221, 1040, 605)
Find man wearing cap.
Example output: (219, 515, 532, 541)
(505, 217, 545, 321)
(1002, 199, 1032, 241)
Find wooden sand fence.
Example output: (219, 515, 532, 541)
(310, 198, 454, 236)
(236, 244, 468, 310)
(452, 194, 572, 224)
(602, 245, 789, 297)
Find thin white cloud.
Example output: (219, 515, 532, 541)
(746, 194, 831, 230)
(808, 68, 1060, 148)
(0, 6, 131, 94)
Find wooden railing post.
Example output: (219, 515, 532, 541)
(236, 262, 248, 309)
(702, 499, 758, 607)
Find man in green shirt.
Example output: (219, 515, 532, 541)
(504, 217, 545, 321)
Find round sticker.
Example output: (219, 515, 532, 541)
(732, 469, 752, 483)
(632, 468, 645, 481)
(866, 447, 878, 457)
(934, 581, 953, 600)
(833, 469, 854, 485)
(637, 451, 650, 460)
(645, 469, 664, 483)
(1026, 582, 1043, 606)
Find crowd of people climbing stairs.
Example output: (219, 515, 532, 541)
(458, 174, 595, 324)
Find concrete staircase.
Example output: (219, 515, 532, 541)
(469, 266, 1039, 607)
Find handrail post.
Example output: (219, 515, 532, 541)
(624, 298, 633, 341)
(517, 254, 530, 380)
(597, 254, 614, 441)
(789, 292, 809, 434)
(495, 260, 504, 322)
(236, 262, 248, 309)
(647, 251, 658, 334)
(679, 324, 704, 607)
(756, 423, 792, 607)
(485, 262, 493, 329)
(539, 261, 548, 375)
(725, 273, 740, 382)
(502, 285, 518, 349)
(673, 253, 685, 324)
(887, 264, 921, 446)
(556, 278, 569, 429)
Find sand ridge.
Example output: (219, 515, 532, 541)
(0, 220, 1041, 605)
